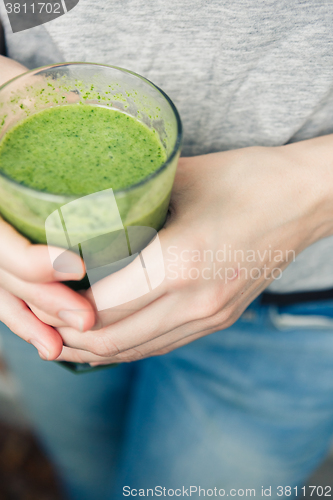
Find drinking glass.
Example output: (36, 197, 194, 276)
(0, 63, 182, 372)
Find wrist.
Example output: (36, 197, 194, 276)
(280, 135, 333, 242)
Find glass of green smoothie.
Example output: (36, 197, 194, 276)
(0, 63, 182, 373)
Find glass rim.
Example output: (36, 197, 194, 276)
(0, 62, 183, 202)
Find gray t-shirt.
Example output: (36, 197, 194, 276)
(1, 0, 333, 293)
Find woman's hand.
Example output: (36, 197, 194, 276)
(55, 136, 333, 365)
(0, 56, 96, 360)
(0, 216, 96, 360)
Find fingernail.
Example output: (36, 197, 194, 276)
(58, 310, 85, 332)
(29, 340, 49, 360)
(53, 251, 84, 275)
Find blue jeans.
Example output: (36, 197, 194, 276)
(1, 297, 333, 499)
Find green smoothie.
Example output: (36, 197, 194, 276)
(0, 104, 171, 249)
(0, 105, 167, 195)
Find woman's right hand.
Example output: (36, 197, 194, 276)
(0, 217, 96, 360)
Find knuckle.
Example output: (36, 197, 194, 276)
(116, 347, 144, 363)
(214, 307, 235, 329)
(85, 335, 120, 357)
(71, 351, 89, 364)
(195, 306, 233, 334)
(115, 353, 134, 363)
(192, 290, 223, 320)
(90, 344, 107, 357)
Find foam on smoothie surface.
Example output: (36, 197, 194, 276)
(0, 105, 167, 195)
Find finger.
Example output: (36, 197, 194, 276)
(97, 321, 218, 363)
(57, 292, 187, 355)
(0, 268, 95, 331)
(28, 303, 63, 328)
(109, 298, 255, 363)
(84, 226, 171, 326)
(0, 217, 85, 283)
(27, 301, 94, 331)
(0, 287, 63, 360)
(56, 322, 216, 366)
(57, 283, 219, 356)
(112, 324, 218, 362)
(56, 345, 113, 365)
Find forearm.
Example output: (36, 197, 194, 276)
(0, 55, 27, 87)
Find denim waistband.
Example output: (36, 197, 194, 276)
(261, 287, 333, 307)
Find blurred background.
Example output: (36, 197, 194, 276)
(0, 345, 332, 500)
(0, 351, 62, 500)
